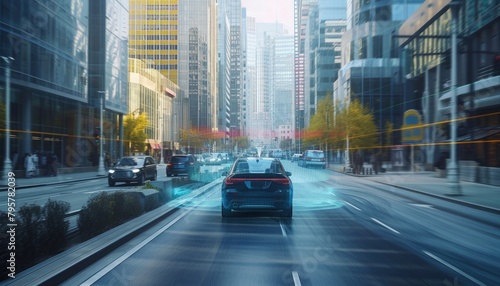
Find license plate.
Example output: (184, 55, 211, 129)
(312, 159, 320, 161)
(250, 181, 266, 189)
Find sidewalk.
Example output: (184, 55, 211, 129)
(1, 164, 169, 191)
(328, 163, 500, 214)
(1, 170, 106, 191)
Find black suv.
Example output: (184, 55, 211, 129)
(108, 156, 157, 186)
(166, 154, 201, 177)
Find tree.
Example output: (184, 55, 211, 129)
(335, 99, 378, 150)
(124, 113, 149, 155)
(304, 96, 335, 149)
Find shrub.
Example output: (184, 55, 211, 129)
(112, 191, 142, 224)
(41, 200, 70, 254)
(78, 192, 115, 240)
(17, 204, 44, 266)
(78, 191, 143, 240)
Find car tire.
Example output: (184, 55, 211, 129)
(138, 173, 145, 185)
(221, 205, 232, 217)
(108, 179, 115, 187)
(152, 171, 157, 181)
(282, 206, 293, 218)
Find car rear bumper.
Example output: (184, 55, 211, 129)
(304, 161, 326, 167)
(222, 191, 292, 211)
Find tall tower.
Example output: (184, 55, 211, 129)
(129, 0, 179, 84)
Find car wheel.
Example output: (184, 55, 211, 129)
(108, 179, 115, 187)
(152, 171, 157, 181)
(221, 205, 232, 217)
(138, 173, 145, 185)
(282, 206, 293, 218)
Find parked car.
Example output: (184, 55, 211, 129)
(166, 154, 201, 177)
(194, 154, 205, 166)
(108, 156, 157, 186)
(204, 153, 228, 165)
(220, 157, 293, 217)
(299, 150, 326, 168)
(291, 153, 302, 162)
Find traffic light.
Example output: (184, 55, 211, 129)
(94, 127, 100, 144)
(494, 55, 500, 76)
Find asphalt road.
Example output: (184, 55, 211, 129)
(59, 161, 499, 286)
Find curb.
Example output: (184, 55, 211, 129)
(0, 176, 107, 192)
(371, 179, 500, 215)
(330, 168, 500, 215)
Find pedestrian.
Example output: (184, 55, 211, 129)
(24, 153, 36, 178)
(371, 151, 382, 174)
(354, 152, 363, 174)
(47, 152, 58, 176)
(50, 153, 58, 176)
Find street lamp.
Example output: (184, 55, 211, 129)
(97, 91, 106, 176)
(159, 115, 164, 164)
(447, 1, 462, 195)
(1, 56, 14, 180)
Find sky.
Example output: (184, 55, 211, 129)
(241, 0, 294, 31)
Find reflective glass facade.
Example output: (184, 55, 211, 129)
(0, 0, 129, 173)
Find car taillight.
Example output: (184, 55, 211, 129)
(306, 158, 311, 161)
(167, 163, 172, 167)
(225, 178, 290, 186)
(270, 178, 290, 185)
(224, 178, 245, 185)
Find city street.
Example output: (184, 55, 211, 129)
(11, 161, 493, 286)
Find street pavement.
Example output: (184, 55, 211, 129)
(2, 163, 500, 213)
(328, 163, 500, 214)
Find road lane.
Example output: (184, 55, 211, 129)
(63, 169, 459, 286)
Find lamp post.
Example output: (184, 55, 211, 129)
(159, 115, 164, 164)
(447, 1, 462, 195)
(1, 56, 14, 179)
(97, 91, 106, 176)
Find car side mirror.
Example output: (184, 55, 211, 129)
(221, 171, 227, 176)
(286, 171, 292, 176)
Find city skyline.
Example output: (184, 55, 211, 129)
(241, 0, 294, 32)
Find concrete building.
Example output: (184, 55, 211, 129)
(128, 59, 179, 162)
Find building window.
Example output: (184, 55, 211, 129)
(373, 35, 383, 58)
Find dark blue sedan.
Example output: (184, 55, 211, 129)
(221, 157, 293, 217)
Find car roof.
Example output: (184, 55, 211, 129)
(121, 156, 151, 159)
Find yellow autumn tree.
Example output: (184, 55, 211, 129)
(335, 99, 378, 150)
(124, 113, 149, 155)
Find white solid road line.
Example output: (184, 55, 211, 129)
(371, 218, 400, 234)
(292, 271, 302, 286)
(423, 251, 487, 286)
(343, 200, 362, 211)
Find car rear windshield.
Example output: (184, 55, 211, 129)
(232, 159, 283, 174)
(307, 151, 324, 158)
(170, 156, 190, 163)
